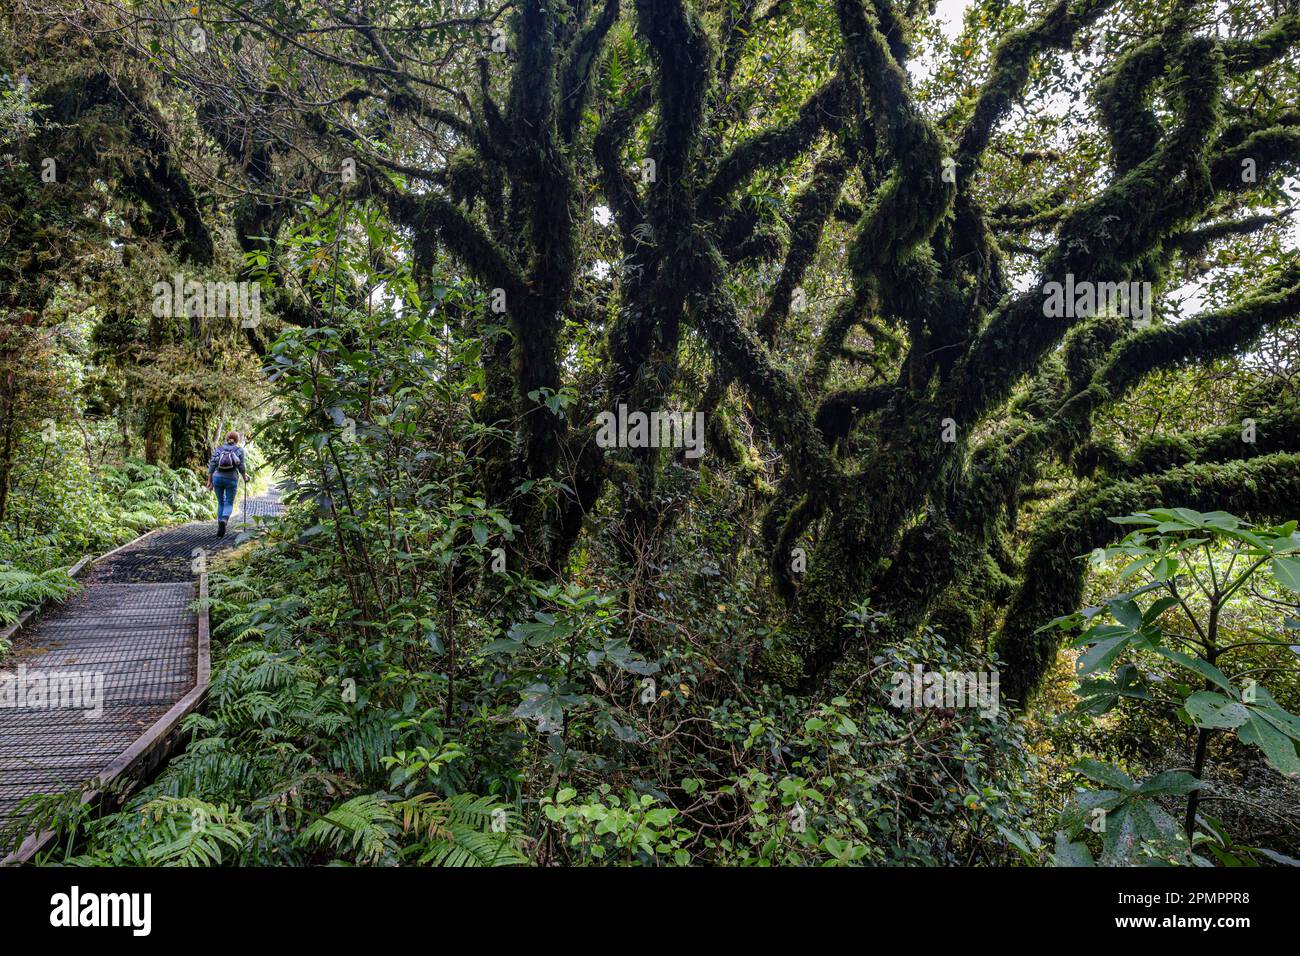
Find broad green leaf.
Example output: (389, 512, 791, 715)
(513, 683, 569, 734)
(1142, 595, 1180, 623)
(1184, 691, 1249, 729)
(1073, 759, 1135, 791)
(1251, 702, 1300, 741)
(1053, 832, 1094, 867)
(1251, 847, 1300, 866)
(1238, 712, 1300, 776)
(1135, 771, 1205, 797)
(1272, 556, 1300, 592)
(1100, 805, 1139, 865)
(997, 824, 1038, 861)
(1076, 634, 1131, 675)
(1109, 598, 1143, 631)
(1150, 556, 1178, 581)
(1118, 554, 1155, 583)
(1154, 648, 1235, 694)
(1125, 797, 1183, 844)
(1073, 664, 1151, 715)
(423, 621, 444, 656)
(1070, 623, 1129, 648)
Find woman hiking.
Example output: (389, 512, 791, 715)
(206, 430, 250, 537)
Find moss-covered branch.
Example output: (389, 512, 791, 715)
(698, 71, 848, 219)
(385, 192, 530, 307)
(1223, 12, 1300, 74)
(683, 229, 838, 495)
(757, 152, 851, 345)
(956, 0, 1115, 179)
(1081, 407, 1300, 480)
(953, 33, 1224, 424)
(558, 0, 621, 142)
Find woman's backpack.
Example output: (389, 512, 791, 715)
(216, 446, 240, 471)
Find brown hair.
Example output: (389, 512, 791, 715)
(226, 431, 240, 444)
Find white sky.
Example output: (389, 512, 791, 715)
(934, 0, 973, 38)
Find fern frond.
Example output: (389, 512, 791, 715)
(302, 793, 398, 865)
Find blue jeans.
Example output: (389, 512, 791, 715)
(212, 473, 239, 522)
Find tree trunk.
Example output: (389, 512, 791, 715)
(169, 401, 211, 472)
(0, 418, 15, 527)
(143, 403, 171, 465)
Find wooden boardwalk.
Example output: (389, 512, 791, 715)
(0, 487, 281, 862)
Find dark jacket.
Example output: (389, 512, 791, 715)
(208, 443, 249, 480)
